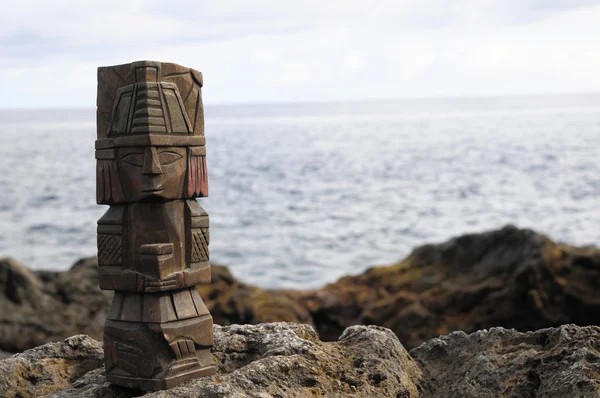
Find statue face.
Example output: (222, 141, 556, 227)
(117, 146, 187, 201)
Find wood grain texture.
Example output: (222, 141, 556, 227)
(97, 61, 204, 139)
(96, 61, 215, 390)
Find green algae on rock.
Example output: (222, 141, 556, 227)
(2, 225, 600, 353)
(198, 225, 600, 348)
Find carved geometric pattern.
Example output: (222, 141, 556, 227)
(98, 234, 123, 265)
(116, 341, 143, 376)
(163, 66, 204, 135)
(191, 229, 209, 262)
(130, 85, 167, 134)
(170, 339, 197, 360)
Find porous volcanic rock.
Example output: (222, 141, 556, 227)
(41, 323, 423, 397)
(3, 225, 600, 352)
(411, 324, 600, 397)
(0, 334, 103, 397)
(6, 324, 600, 397)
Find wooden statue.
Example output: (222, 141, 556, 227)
(95, 60, 216, 390)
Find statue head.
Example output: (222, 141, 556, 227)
(95, 61, 207, 204)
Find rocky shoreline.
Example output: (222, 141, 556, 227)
(2, 323, 600, 397)
(1, 225, 600, 396)
(2, 225, 600, 353)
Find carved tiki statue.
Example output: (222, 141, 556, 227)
(95, 61, 216, 390)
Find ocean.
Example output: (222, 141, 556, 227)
(1, 94, 599, 289)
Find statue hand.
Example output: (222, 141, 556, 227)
(143, 274, 181, 292)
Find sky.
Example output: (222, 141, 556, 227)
(1, 0, 600, 107)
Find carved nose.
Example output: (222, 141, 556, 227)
(142, 147, 162, 175)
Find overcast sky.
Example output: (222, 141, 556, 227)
(1, 0, 600, 107)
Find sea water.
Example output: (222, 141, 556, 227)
(1, 95, 599, 288)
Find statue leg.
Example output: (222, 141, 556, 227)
(104, 289, 215, 390)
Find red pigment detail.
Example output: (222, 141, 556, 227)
(186, 156, 209, 198)
(97, 160, 123, 204)
(199, 156, 208, 197)
(187, 154, 196, 198)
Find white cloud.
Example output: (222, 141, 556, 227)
(6, 69, 24, 78)
(1, 0, 600, 106)
(345, 55, 365, 70)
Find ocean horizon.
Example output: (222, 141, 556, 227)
(1, 93, 599, 289)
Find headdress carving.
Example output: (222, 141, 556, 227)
(96, 61, 207, 204)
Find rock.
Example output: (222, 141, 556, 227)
(36, 323, 424, 397)
(0, 257, 112, 352)
(297, 225, 600, 347)
(0, 334, 103, 397)
(0, 256, 314, 353)
(197, 264, 314, 326)
(6, 324, 600, 397)
(411, 324, 600, 397)
(3, 225, 600, 352)
(198, 225, 600, 348)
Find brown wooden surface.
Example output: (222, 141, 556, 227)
(97, 61, 204, 139)
(96, 61, 215, 391)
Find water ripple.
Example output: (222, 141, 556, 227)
(1, 97, 600, 288)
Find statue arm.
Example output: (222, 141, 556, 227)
(98, 267, 210, 292)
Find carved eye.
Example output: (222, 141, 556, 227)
(122, 153, 144, 167)
(158, 151, 183, 166)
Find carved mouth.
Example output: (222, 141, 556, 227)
(142, 178, 164, 193)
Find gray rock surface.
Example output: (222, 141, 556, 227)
(6, 323, 598, 397)
(4, 226, 600, 354)
(0, 257, 111, 352)
(0, 334, 103, 397)
(411, 324, 600, 397)
(38, 323, 423, 397)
